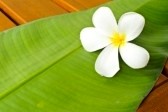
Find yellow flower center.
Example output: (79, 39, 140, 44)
(111, 32, 126, 47)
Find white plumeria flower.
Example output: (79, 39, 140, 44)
(80, 7, 150, 78)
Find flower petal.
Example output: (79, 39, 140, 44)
(118, 12, 145, 41)
(93, 7, 118, 36)
(95, 45, 120, 77)
(80, 27, 111, 52)
(119, 43, 150, 69)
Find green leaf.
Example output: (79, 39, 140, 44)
(0, 0, 167, 111)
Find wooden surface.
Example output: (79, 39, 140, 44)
(0, 10, 15, 31)
(0, 0, 67, 24)
(0, 0, 168, 111)
(138, 74, 168, 112)
(53, 0, 109, 11)
(163, 60, 168, 77)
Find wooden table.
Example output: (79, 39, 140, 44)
(0, 0, 168, 111)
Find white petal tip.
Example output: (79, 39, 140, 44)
(120, 43, 150, 69)
(81, 47, 94, 52)
(80, 27, 110, 52)
(118, 12, 145, 41)
(94, 45, 120, 78)
(95, 6, 110, 10)
(95, 67, 120, 78)
(131, 53, 150, 69)
(92, 6, 118, 36)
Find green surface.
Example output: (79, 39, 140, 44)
(0, 0, 167, 112)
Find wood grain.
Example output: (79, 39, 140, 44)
(52, 0, 82, 12)
(155, 74, 168, 86)
(0, 0, 67, 24)
(138, 78, 168, 112)
(53, 0, 109, 12)
(77, 0, 109, 8)
(163, 60, 168, 77)
(0, 11, 15, 31)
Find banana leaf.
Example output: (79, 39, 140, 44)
(0, 0, 167, 111)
